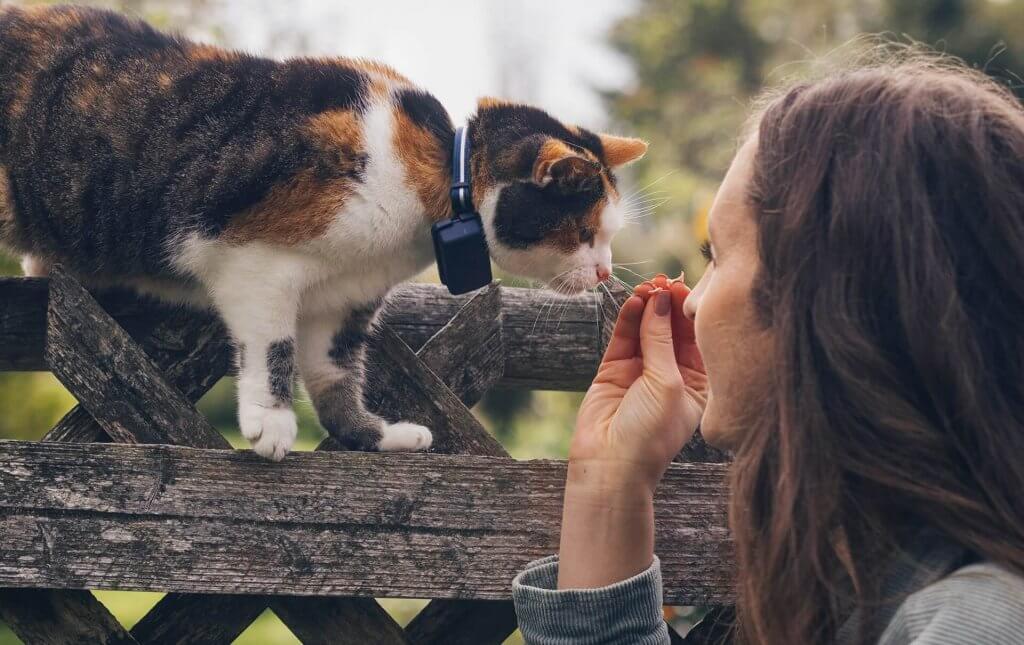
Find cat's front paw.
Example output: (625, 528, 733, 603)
(240, 405, 297, 461)
(378, 421, 433, 452)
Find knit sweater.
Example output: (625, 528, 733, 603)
(512, 534, 1024, 644)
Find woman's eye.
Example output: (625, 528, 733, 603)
(579, 228, 595, 245)
(700, 239, 714, 264)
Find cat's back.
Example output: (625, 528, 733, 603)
(0, 5, 389, 276)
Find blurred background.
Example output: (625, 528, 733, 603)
(1, 0, 1022, 642)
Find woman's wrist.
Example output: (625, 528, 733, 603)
(557, 460, 657, 589)
(565, 456, 664, 498)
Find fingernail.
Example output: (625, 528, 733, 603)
(655, 291, 670, 316)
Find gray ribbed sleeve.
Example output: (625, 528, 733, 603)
(878, 562, 1024, 645)
(512, 555, 670, 645)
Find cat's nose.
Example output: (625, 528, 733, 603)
(596, 265, 611, 282)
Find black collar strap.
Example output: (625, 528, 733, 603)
(450, 126, 473, 214)
(430, 125, 493, 295)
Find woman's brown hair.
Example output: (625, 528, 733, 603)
(731, 48, 1024, 644)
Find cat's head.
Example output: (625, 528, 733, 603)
(469, 98, 647, 295)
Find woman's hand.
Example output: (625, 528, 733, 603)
(571, 273, 708, 492)
(557, 273, 708, 589)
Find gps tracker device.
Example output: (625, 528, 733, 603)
(432, 126, 493, 295)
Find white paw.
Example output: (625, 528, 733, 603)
(239, 405, 297, 461)
(377, 422, 433, 452)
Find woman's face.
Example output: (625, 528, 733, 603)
(683, 138, 773, 449)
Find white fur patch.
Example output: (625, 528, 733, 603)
(378, 421, 433, 452)
(239, 404, 297, 462)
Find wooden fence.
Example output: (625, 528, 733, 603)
(0, 267, 734, 644)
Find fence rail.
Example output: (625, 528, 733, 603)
(0, 441, 732, 604)
(0, 277, 605, 390)
(0, 269, 733, 644)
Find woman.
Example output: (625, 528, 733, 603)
(512, 53, 1024, 644)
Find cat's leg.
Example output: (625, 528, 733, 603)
(297, 301, 432, 452)
(207, 270, 301, 461)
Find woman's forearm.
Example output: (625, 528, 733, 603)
(557, 460, 656, 589)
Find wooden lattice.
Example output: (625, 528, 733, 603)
(0, 267, 733, 644)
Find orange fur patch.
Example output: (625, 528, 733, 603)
(188, 43, 227, 63)
(392, 108, 450, 222)
(354, 59, 411, 84)
(532, 139, 578, 183)
(222, 110, 366, 245)
(221, 168, 355, 245)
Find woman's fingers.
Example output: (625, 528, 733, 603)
(639, 290, 683, 385)
(601, 295, 645, 362)
(633, 282, 654, 300)
(669, 279, 694, 345)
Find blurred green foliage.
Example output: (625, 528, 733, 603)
(2, 0, 1023, 642)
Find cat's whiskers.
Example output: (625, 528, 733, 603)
(532, 267, 578, 332)
(614, 264, 656, 282)
(620, 191, 670, 209)
(618, 170, 677, 203)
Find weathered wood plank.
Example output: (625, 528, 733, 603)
(1, 278, 600, 390)
(44, 266, 227, 449)
(269, 597, 409, 645)
(0, 588, 137, 644)
(0, 441, 733, 604)
(394, 281, 504, 409)
(44, 308, 232, 444)
(404, 599, 516, 645)
(127, 593, 267, 644)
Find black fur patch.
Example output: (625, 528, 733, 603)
(493, 180, 604, 249)
(397, 88, 454, 147)
(266, 338, 295, 404)
(328, 300, 381, 368)
(314, 380, 384, 451)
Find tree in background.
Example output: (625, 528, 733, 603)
(604, 0, 1024, 280)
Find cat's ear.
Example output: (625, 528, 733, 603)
(598, 134, 648, 167)
(533, 140, 602, 192)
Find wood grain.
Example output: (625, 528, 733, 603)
(1, 278, 600, 390)
(44, 266, 226, 449)
(0, 588, 137, 644)
(0, 442, 733, 604)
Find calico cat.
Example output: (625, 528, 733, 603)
(0, 5, 647, 460)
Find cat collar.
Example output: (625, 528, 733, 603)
(431, 126, 493, 295)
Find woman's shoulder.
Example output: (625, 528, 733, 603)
(880, 561, 1024, 644)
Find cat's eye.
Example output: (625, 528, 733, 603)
(579, 228, 595, 245)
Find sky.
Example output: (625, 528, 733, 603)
(199, 0, 637, 129)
